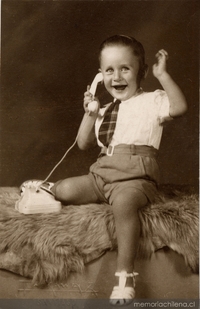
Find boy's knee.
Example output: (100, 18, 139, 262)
(52, 179, 72, 202)
(112, 188, 148, 210)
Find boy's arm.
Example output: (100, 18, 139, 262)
(153, 49, 187, 117)
(77, 86, 99, 150)
(77, 112, 97, 150)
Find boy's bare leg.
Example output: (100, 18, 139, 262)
(111, 188, 148, 287)
(51, 175, 100, 205)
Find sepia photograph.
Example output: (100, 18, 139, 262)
(0, 1, 199, 308)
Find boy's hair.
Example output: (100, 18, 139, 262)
(99, 34, 147, 81)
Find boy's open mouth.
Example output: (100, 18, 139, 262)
(112, 85, 127, 91)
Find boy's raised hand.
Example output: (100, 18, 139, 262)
(152, 49, 187, 117)
(152, 49, 168, 79)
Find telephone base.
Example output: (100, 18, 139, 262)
(15, 187, 62, 214)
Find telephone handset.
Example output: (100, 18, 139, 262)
(87, 72, 103, 113)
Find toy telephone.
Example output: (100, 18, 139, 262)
(15, 73, 103, 214)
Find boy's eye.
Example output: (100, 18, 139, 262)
(105, 68, 113, 74)
(121, 67, 129, 72)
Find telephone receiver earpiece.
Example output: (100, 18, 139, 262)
(88, 72, 103, 113)
(89, 72, 103, 96)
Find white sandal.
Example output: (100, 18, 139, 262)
(109, 271, 138, 306)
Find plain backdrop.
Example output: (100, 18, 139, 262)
(1, 0, 199, 188)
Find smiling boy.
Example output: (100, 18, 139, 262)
(51, 35, 187, 305)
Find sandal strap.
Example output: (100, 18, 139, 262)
(114, 271, 139, 290)
(115, 271, 139, 278)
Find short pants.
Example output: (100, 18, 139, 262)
(88, 144, 160, 205)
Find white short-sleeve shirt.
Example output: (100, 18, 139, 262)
(95, 90, 171, 150)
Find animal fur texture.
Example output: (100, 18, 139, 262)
(0, 186, 198, 286)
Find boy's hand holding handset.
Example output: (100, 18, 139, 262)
(83, 85, 100, 114)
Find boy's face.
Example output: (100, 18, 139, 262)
(100, 45, 140, 101)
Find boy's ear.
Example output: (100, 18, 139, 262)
(143, 64, 149, 79)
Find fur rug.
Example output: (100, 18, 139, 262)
(0, 185, 198, 286)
